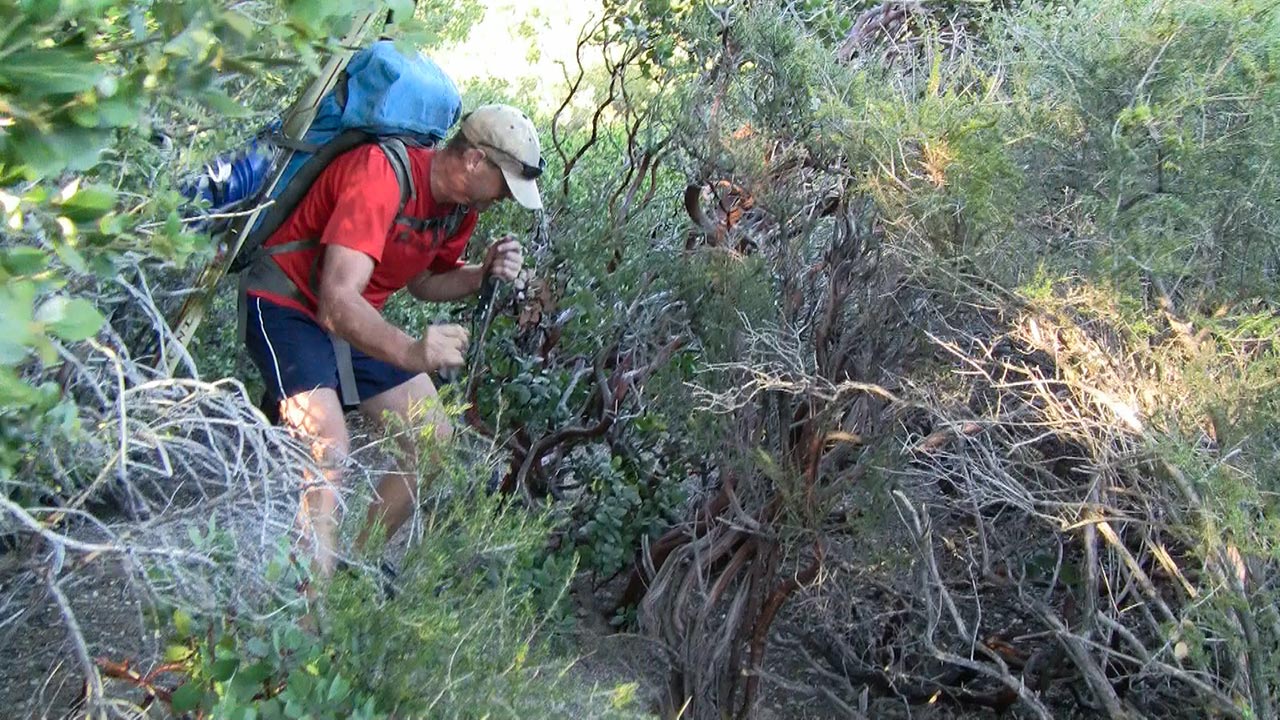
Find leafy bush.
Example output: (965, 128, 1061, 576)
(571, 444, 688, 580)
(1001, 0, 1280, 298)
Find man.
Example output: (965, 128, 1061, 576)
(242, 104, 544, 577)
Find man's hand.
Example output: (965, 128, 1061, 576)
(409, 324, 470, 374)
(483, 234, 524, 282)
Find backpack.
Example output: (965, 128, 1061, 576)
(186, 39, 466, 270)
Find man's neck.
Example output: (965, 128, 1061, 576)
(428, 151, 463, 206)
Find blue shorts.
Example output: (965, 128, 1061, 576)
(243, 295, 418, 408)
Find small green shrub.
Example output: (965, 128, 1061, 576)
(160, 468, 644, 719)
(573, 444, 688, 580)
(1001, 0, 1280, 300)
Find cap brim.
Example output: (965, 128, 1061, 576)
(499, 166, 543, 210)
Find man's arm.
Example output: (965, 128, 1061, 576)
(406, 235, 524, 302)
(406, 263, 486, 302)
(316, 245, 467, 373)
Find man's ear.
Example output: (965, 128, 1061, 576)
(462, 146, 487, 172)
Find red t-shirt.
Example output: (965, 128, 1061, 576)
(249, 145, 477, 315)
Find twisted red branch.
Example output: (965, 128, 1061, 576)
(738, 541, 824, 719)
(96, 657, 179, 706)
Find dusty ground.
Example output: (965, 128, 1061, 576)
(0, 538, 667, 720)
(0, 549, 151, 719)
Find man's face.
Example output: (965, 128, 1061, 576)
(463, 151, 513, 212)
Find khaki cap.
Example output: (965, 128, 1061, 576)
(460, 104, 544, 210)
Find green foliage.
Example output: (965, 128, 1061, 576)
(0, 0, 395, 486)
(850, 50, 1023, 254)
(413, 0, 485, 49)
(163, 602, 382, 720)
(674, 253, 775, 363)
(730, 5, 835, 138)
(790, 0, 856, 44)
(1001, 0, 1280, 299)
(1166, 307, 1280, 489)
(160, 466, 642, 719)
(166, 602, 385, 719)
(601, 0, 699, 78)
(572, 444, 688, 579)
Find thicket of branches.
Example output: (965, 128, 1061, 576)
(551, 1, 1280, 718)
(3, 0, 1279, 718)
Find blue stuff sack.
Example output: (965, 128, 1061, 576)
(340, 41, 462, 138)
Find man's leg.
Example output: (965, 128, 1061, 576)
(242, 296, 354, 578)
(278, 387, 350, 577)
(355, 373, 452, 547)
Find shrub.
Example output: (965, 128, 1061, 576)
(153, 447, 643, 719)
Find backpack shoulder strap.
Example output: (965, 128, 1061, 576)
(377, 137, 416, 217)
(231, 128, 377, 272)
(378, 138, 469, 241)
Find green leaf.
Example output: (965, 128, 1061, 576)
(384, 0, 415, 23)
(279, 627, 304, 652)
(216, 633, 238, 659)
(51, 241, 88, 274)
(173, 609, 194, 638)
(95, 94, 143, 127)
(5, 123, 109, 179)
(0, 369, 44, 406)
(164, 643, 192, 662)
(57, 184, 117, 222)
(508, 384, 532, 405)
(222, 10, 257, 39)
(68, 104, 100, 129)
(0, 281, 36, 365)
(259, 697, 284, 720)
(171, 682, 204, 713)
(210, 657, 239, 681)
(327, 672, 350, 702)
(197, 88, 250, 118)
(39, 297, 103, 342)
(2, 248, 48, 276)
(2, 48, 103, 97)
(239, 660, 274, 684)
(245, 637, 270, 657)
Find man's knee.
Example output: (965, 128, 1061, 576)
(308, 433, 351, 470)
(279, 388, 351, 470)
(363, 375, 451, 432)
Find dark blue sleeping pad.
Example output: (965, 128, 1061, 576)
(182, 140, 275, 234)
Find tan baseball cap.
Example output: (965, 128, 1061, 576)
(460, 104, 544, 210)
